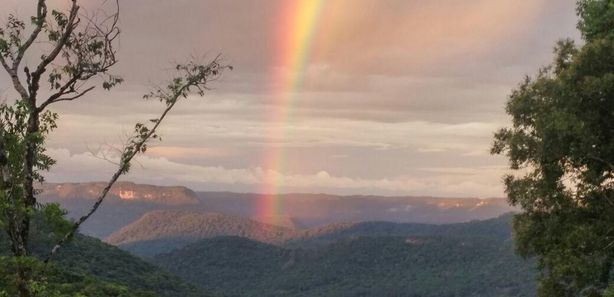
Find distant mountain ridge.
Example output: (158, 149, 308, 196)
(195, 191, 515, 227)
(40, 182, 200, 205)
(37, 182, 203, 238)
(106, 209, 517, 257)
(37, 182, 516, 239)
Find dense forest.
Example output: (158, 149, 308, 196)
(151, 215, 536, 297)
(0, 224, 209, 297)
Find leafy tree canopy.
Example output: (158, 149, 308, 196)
(492, 0, 614, 296)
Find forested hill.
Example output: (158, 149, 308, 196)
(155, 235, 535, 297)
(106, 210, 300, 257)
(0, 229, 211, 297)
(152, 214, 536, 297)
(106, 210, 516, 258)
(287, 212, 515, 247)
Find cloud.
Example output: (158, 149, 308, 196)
(1, 0, 578, 197)
(47, 105, 501, 153)
(45, 148, 506, 198)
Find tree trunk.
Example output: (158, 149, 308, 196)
(16, 266, 31, 297)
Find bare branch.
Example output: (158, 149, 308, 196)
(0, 57, 29, 99)
(12, 0, 48, 71)
(29, 0, 80, 100)
(0, 1, 47, 101)
(86, 143, 122, 166)
(37, 0, 121, 111)
(41, 86, 95, 110)
(38, 81, 95, 111)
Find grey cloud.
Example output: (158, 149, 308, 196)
(0, 0, 579, 196)
(46, 148, 507, 197)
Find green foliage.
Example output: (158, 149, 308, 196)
(492, 1, 614, 296)
(577, 0, 614, 41)
(38, 203, 72, 237)
(0, 256, 156, 297)
(0, 221, 209, 297)
(0, 100, 57, 258)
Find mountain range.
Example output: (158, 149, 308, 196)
(38, 182, 516, 238)
(31, 181, 535, 297)
(105, 209, 517, 257)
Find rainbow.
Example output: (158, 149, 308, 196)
(257, 0, 325, 225)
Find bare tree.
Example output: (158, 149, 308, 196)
(0, 1, 229, 296)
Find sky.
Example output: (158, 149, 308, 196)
(0, 0, 579, 198)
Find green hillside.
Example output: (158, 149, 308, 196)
(155, 216, 536, 297)
(0, 230, 210, 297)
(107, 211, 517, 259)
(106, 210, 298, 257)
(288, 213, 516, 248)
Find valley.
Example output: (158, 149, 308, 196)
(38, 182, 517, 237)
(156, 233, 534, 297)
(33, 182, 534, 297)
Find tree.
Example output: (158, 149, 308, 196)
(492, 0, 614, 296)
(0, 1, 229, 296)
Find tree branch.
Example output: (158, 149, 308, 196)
(44, 92, 179, 264)
(0, 56, 29, 99)
(12, 0, 48, 72)
(38, 70, 96, 111)
(29, 0, 79, 100)
(38, 86, 95, 111)
(588, 155, 614, 172)
(37, 0, 121, 112)
(44, 58, 229, 263)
